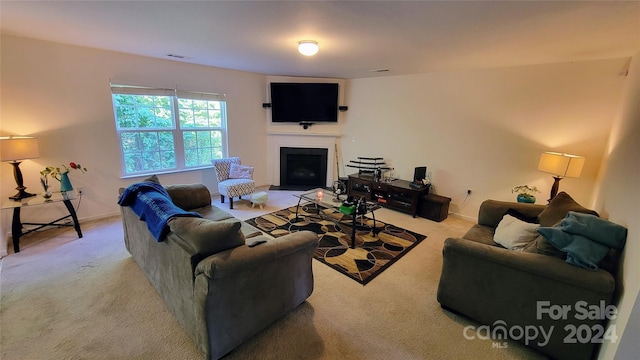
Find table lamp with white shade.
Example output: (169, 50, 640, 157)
(0, 136, 40, 200)
(537, 151, 585, 203)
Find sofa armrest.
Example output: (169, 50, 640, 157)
(195, 230, 318, 279)
(478, 200, 546, 228)
(192, 230, 318, 359)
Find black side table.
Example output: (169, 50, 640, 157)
(1, 191, 83, 253)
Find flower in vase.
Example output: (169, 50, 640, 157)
(41, 162, 88, 181)
(62, 162, 87, 174)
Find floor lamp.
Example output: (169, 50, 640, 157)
(1, 136, 40, 200)
(537, 151, 585, 203)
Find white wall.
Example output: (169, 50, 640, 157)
(592, 52, 640, 359)
(342, 59, 629, 220)
(0, 35, 267, 256)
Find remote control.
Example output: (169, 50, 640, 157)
(248, 240, 267, 248)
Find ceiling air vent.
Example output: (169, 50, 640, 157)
(166, 53, 191, 60)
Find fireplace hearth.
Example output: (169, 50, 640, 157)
(279, 147, 328, 189)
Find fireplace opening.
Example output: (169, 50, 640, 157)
(280, 147, 328, 189)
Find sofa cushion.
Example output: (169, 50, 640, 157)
(505, 208, 539, 224)
(537, 192, 599, 227)
(168, 217, 245, 256)
(143, 174, 161, 184)
(196, 205, 236, 222)
(462, 225, 496, 246)
(137, 175, 213, 211)
(477, 200, 545, 228)
(166, 184, 212, 210)
(521, 233, 567, 258)
(493, 215, 540, 250)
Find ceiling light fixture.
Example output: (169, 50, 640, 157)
(298, 40, 319, 56)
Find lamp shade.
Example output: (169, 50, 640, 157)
(0, 136, 40, 162)
(537, 152, 584, 178)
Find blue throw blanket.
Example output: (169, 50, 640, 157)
(537, 211, 627, 270)
(118, 181, 202, 241)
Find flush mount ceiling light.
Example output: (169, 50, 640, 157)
(298, 40, 319, 56)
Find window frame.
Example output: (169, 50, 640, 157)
(111, 85, 228, 178)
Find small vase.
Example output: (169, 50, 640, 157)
(60, 172, 73, 192)
(42, 190, 52, 200)
(517, 194, 536, 203)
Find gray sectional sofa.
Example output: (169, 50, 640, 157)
(437, 192, 624, 360)
(119, 180, 318, 359)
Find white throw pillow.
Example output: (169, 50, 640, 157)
(493, 214, 540, 250)
(229, 163, 254, 179)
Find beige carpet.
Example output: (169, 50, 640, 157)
(1, 189, 546, 359)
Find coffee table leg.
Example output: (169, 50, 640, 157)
(351, 213, 356, 248)
(291, 197, 303, 223)
(371, 210, 379, 236)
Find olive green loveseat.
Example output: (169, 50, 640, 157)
(437, 192, 624, 360)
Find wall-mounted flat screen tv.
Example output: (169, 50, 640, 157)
(270, 82, 339, 123)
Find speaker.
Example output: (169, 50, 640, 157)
(262, 103, 272, 108)
(413, 166, 427, 183)
(338, 106, 348, 111)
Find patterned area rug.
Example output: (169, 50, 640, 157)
(245, 203, 427, 285)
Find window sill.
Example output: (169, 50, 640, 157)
(120, 165, 214, 180)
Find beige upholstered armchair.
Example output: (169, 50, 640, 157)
(212, 157, 255, 209)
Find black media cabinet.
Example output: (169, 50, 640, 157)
(347, 173, 429, 218)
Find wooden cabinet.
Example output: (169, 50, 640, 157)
(347, 173, 429, 217)
(349, 176, 372, 199)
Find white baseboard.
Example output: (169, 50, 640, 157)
(448, 212, 477, 223)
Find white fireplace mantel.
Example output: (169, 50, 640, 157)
(268, 133, 340, 187)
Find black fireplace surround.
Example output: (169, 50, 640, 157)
(279, 147, 328, 189)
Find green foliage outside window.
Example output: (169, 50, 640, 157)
(112, 90, 226, 176)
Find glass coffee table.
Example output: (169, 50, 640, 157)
(293, 188, 380, 248)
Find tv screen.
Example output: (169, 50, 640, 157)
(270, 83, 339, 123)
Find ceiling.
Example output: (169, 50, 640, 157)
(1, 1, 639, 79)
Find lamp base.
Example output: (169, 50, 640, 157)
(7, 161, 37, 200)
(548, 176, 563, 203)
(9, 188, 36, 201)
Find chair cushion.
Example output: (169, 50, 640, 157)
(212, 157, 241, 182)
(229, 163, 254, 179)
(218, 178, 255, 198)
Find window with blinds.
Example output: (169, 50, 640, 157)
(111, 84, 227, 177)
